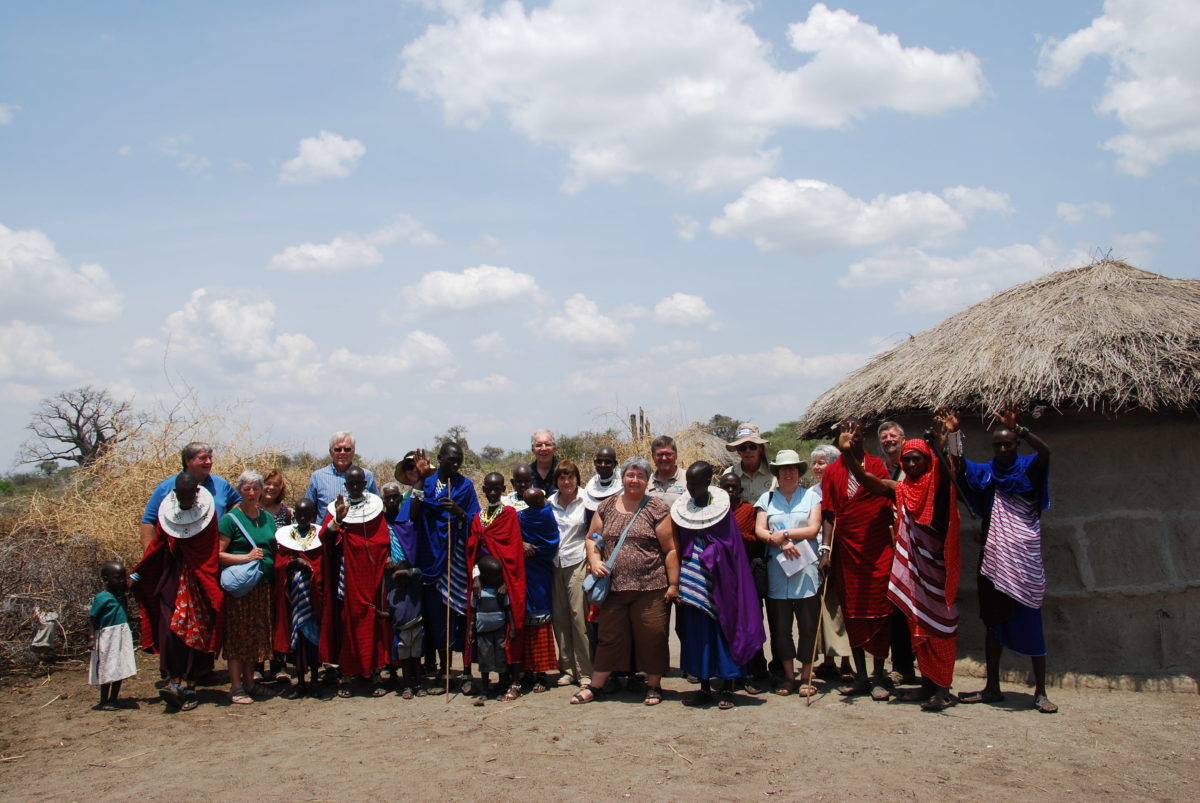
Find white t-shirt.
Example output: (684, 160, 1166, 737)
(549, 492, 588, 568)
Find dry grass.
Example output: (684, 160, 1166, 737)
(797, 259, 1200, 435)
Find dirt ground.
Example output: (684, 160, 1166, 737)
(1, 651, 1197, 803)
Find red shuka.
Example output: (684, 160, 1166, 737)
(132, 518, 224, 654)
(318, 512, 391, 676)
(272, 541, 325, 655)
(465, 506, 526, 665)
(821, 453, 895, 620)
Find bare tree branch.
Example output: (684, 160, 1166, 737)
(19, 385, 149, 467)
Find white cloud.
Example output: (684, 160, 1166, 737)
(539, 293, 634, 353)
(842, 242, 1093, 314)
(403, 265, 539, 311)
(268, 214, 440, 272)
(0, 322, 76, 380)
(460, 373, 513, 394)
(0, 103, 18, 125)
(1056, 201, 1115, 223)
(328, 330, 455, 375)
(674, 214, 700, 241)
(680, 347, 864, 382)
(136, 288, 323, 390)
(0, 224, 123, 324)
(279, 131, 366, 184)
(471, 331, 508, 357)
(1112, 230, 1160, 266)
(653, 292, 719, 330)
(1037, 0, 1200, 175)
(711, 179, 1009, 253)
(161, 136, 209, 175)
(399, 1, 983, 191)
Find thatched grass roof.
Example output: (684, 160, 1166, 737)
(797, 260, 1200, 436)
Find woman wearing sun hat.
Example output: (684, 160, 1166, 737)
(754, 449, 823, 696)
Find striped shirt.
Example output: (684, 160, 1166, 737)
(981, 491, 1046, 609)
(678, 540, 717, 620)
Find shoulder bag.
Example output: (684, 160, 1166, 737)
(220, 513, 264, 598)
(581, 497, 648, 607)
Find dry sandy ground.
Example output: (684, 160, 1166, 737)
(1, 652, 1197, 802)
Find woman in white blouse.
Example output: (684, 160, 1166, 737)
(549, 460, 592, 688)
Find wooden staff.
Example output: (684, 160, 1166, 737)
(444, 476, 453, 701)
(806, 519, 837, 708)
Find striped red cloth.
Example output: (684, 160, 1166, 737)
(844, 615, 890, 657)
(822, 454, 895, 620)
(914, 630, 957, 688)
(522, 622, 557, 672)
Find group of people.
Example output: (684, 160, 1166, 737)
(87, 415, 1057, 714)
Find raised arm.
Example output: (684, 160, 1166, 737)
(836, 421, 896, 500)
(995, 408, 1049, 465)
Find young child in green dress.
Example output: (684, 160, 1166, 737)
(88, 562, 137, 711)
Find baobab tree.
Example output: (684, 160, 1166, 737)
(20, 386, 146, 468)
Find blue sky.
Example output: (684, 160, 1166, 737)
(1, 0, 1197, 466)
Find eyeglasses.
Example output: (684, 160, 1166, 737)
(653, 451, 675, 459)
(331, 447, 354, 453)
(736, 443, 760, 452)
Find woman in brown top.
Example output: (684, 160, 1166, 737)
(571, 456, 678, 706)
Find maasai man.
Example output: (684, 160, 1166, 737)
(414, 442, 480, 689)
(131, 472, 223, 711)
(719, 471, 769, 692)
(948, 408, 1057, 713)
(837, 420, 961, 711)
(513, 475, 560, 694)
(465, 472, 527, 700)
(673, 462, 766, 709)
(273, 498, 324, 699)
(821, 418, 896, 700)
(319, 466, 391, 697)
(581, 446, 622, 529)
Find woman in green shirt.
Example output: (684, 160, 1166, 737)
(218, 470, 277, 705)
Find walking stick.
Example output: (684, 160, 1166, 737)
(806, 520, 837, 708)
(445, 478, 453, 701)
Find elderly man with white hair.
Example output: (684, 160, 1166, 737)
(304, 431, 378, 518)
(528, 429, 559, 495)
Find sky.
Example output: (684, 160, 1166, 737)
(1, 0, 1198, 467)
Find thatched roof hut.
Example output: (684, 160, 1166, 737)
(797, 260, 1200, 436)
(796, 259, 1200, 690)
(670, 425, 736, 468)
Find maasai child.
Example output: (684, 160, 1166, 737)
(470, 555, 512, 706)
(673, 463, 766, 710)
(88, 561, 137, 711)
(511, 466, 560, 693)
(274, 498, 324, 699)
(386, 559, 425, 699)
(718, 472, 769, 693)
(465, 472, 526, 701)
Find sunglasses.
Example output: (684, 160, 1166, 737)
(331, 446, 354, 453)
(736, 443, 760, 452)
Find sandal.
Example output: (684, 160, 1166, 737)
(1033, 694, 1059, 714)
(774, 680, 795, 696)
(159, 683, 183, 708)
(459, 678, 476, 696)
(717, 692, 735, 710)
(501, 684, 521, 702)
(870, 682, 891, 702)
(180, 689, 199, 711)
(570, 684, 604, 705)
(473, 696, 485, 707)
(895, 687, 932, 703)
(336, 684, 353, 699)
(643, 686, 663, 706)
(958, 689, 1005, 704)
(400, 687, 414, 700)
(371, 684, 389, 698)
(921, 694, 958, 712)
(840, 677, 870, 696)
(229, 688, 254, 705)
(796, 684, 818, 698)
(684, 690, 713, 707)
(531, 677, 548, 693)
(741, 678, 764, 695)
(415, 686, 428, 698)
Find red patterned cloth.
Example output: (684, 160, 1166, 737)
(914, 628, 957, 688)
(171, 567, 215, 651)
(821, 454, 894, 622)
(318, 511, 391, 676)
(273, 542, 325, 654)
(522, 621, 557, 672)
(844, 615, 890, 658)
(133, 518, 224, 655)
(465, 506, 527, 665)
(730, 498, 762, 560)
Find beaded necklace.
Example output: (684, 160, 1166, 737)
(480, 504, 502, 527)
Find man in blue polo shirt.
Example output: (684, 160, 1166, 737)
(304, 430, 379, 519)
(138, 441, 240, 550)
